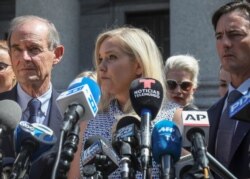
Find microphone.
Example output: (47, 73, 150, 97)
(229, 91, 250, 122)
(174, 154, 195, 179)
(129, 78, 164, 177)
(56, 77, 101, 132)
(0, 100, 22, 135)
(52, 77, 101, 179)
(181, 108, 238, 179)
(183, 103, 199, 111)
(181, 108, 210, 175)
(112, 115, 141, 178)
(68, 77, 100, 104)
(151, 120, 182, 179)
(11, 121, 57, 179)
(0, 100, 22, 179)
(82, 135, 119, 178)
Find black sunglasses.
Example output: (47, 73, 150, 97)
(0, 62, 11, 71)
(166, 79, 193, 91)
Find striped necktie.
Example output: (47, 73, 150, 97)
(28, 98, 41, 123)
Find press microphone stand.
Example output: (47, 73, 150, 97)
(179, 152, 237, 179)
(206, 152, 237, 179)
(82, 154, 113, 179)
(10, 141, 35, 179)
(82, 164, 103, 179)
(56, 125, 80, 179)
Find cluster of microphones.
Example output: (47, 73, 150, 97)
(0, 76, 249, 179)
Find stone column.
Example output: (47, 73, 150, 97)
(16, 0, 80, 91)
(170, 0, 231, 109)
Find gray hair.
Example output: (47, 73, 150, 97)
(164, 54, 199, 88)
(8, 15, 61, 50)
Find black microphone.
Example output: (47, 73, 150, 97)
(82, 135, 119, 178)
(181, 108, 237, 179)
(229, 90, 250, 122)
(183, 103, 199, 111)
(181, 107, 210, 178)
(112, 115, 141, 178)
(129, 78, 163, 177)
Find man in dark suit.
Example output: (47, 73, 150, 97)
(208, 2, 250, 178)
(0, 15, 64, 178)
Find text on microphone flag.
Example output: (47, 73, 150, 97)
(230, 91, 250, 116)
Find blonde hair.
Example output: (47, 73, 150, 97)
(0, 40, 16, 90)
(0, 40, 9, 51)
(164, 54, 199, 104)
(76, 70, 97, 82)
(94, 27, 166, 112)
(164, 54, 199, 88)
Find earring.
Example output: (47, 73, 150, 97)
(12, 76, 16, 87)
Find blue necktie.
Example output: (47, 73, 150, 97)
(28, 98, 41, 123)
(215, 90, 242, 167)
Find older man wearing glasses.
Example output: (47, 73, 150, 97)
(0, 40, 16, 93)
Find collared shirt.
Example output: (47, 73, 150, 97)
(225, 78, 250, 106)
(17, 83, 52, 124)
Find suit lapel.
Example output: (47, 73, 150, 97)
(47, 89, 63, 137)
(229, 121, 250, 162)
(207, 96, 226, 154)
(229, 88, 250, 162)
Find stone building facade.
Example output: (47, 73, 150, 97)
(0, 0, 232, 109)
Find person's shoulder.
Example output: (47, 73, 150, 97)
(0, 86, 17, 100)
(207, 96, 226, 113)
(161, 100, 181, 110)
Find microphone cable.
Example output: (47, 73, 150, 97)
(51, 130, 65, 179)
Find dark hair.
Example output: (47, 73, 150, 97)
(212, 1, 250, 30)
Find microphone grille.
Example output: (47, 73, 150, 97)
(129, 78, 163, 119)
(0, 99, 22, 132)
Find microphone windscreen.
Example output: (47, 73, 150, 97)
(84, 135, 110, 150)
(115, 115, 140, 131)
(183, 103, 199, 111)
(112, 115, 141, 152)
(0, 99, 22, 133)
(57, 77, 101, 120)
(68, 77, 101, 104)
(129, 78, 163, 119)
(151, 120, 182, 163)
(82, 135, 119, 176)
(14, 121, 57, 161)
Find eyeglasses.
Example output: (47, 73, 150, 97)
(0, 62, 11, 71)
(166, 79, 193, 91)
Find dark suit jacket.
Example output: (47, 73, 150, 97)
(0, 85, 63, 179)
(207, 95, 250, 178)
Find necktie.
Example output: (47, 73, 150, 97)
(215, 90, 242, 167)
(28, 98, 41, 123)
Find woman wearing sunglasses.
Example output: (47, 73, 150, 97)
(0, 40, 16, 93)
(164, 54, 199, 107)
